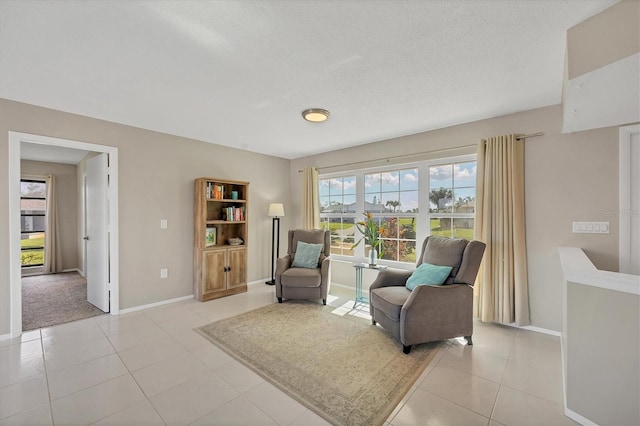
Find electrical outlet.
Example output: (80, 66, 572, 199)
(160, 219, 167, 229)
(160, 268, 168, 279)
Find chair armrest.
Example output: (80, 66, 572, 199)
(370, 269, 413, 291)
(401, 284, 473, 341)
(320, 256, 330, 287)
(275, 254, 292, 276)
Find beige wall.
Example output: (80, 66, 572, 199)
(0, 98, 291, 335)
(21, 159, 79, 272)
(290, 104, 620, 331)
(567, 0, 640, 79)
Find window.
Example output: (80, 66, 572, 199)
(319, 156, 476, 264)
(429, 161, 476, 240)
(365, 168, 418, 262)
(20, 179, 47, 267)
(319, 175, 356, 255)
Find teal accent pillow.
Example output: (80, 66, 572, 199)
(405, 262, 453, 291)
(292, 241, 323, 269)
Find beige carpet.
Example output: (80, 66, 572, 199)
(22, 272, 106, 331)
(197, 301, 438, 426)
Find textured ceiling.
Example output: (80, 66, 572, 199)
(0, 0, 617, 159)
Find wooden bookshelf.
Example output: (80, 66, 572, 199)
(194, 177, 249, 301)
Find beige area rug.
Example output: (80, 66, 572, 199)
(22, 272, 106, 331)
(196, 301, 438, 426)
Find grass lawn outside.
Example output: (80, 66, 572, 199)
(21, 235, 44, 266)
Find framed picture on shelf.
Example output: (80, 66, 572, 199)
(205, 226, 217, 247)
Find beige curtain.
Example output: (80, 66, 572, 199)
(475, 134, 530, 325)
(43, 174, 62, 273)
(301, 166, 320, 229)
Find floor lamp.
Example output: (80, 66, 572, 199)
(266, 203, 284, 285)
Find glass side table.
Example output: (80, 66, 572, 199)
(352, 263, 388, 308)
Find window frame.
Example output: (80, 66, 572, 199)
(319, 153, 476, 268)
(20, 177, 47, 268)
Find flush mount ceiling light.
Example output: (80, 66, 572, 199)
(302, 108, 330, 123)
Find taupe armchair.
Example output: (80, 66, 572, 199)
(370, 236, 485, 354)
(276, 229, 331, 305)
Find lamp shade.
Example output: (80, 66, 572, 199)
(268, 203, 285, 217)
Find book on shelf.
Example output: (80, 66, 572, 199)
(205, 182, 225, 199)
(223, 206, 245, 221)
(205, 226, 217, 247)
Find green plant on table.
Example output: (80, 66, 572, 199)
(352, 212, 385, 258)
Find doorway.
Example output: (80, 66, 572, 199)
(8, 132, 120, 338)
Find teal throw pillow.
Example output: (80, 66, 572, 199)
(405, 262, 453, 291)
(292, 241, 323, 269)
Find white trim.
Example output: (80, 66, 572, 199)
(564, 407, 598, 426)
(8, 131, 120, 338)
(619, 124, 639, 274)
(248, 279, 271, 286)
(118, 295, 194, 315)
(505, 323, 561, 337)
(0, 333, 12, 342)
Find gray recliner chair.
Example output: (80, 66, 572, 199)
(369, 236, 486, 354)
(275, 229, 331, 305)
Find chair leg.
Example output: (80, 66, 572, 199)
(322, 299, 326, 305)
(277, 297, 283, 303)
(372, 319, 376, 325)
(465, 335, 473, 345)
(403, 345, 412, 354)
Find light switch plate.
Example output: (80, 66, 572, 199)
(572, 221, 609, 234)
(160, 219, 167, 229)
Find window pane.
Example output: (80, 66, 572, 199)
(320, 196, 331, 212)
(400, 169, 418, 191)
(429, 188, 453, 213)
(454, 162, 477, 187)
(365, 173, 380, 194)
(21, 199, 46, 212)
(453, 188, 475, 213)
(399, 240, 417, 263)
(343, 176, 356, 195)
(21, 249, 44, 266)
(453, 218, 474, 240)
(430, 165, 452, 189)
(400, 191, 418, 213)
(431, 217, 452, 238)
(378, 240, 396, 261)
(399, 217, 417, 239)
(21, 233, 45, 248)
(382, 217, 398, 238)
(343, 194, 356, 211)
(319, 180, 330, 197)
(381, 171, 399, 192)
(21, 216, 46, 233)
(364, 195, 384, 213)
(381, 193, 401, 212)
(329, 178, 342, 193)
(21, 181, 46, 198)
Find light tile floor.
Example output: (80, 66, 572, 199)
(0, 284, 574, 426)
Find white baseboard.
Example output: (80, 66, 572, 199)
(506, 323, 561, 337)
(118, 295, 194, 315)
(565, 407, 597, 426)
(0, 333, 13, 342)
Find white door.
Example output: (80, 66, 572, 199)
(86, 153, 110, 311)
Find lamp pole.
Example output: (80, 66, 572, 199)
(266, 203, 284, 285)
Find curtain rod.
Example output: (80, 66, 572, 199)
(298, 131, 543, 173)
